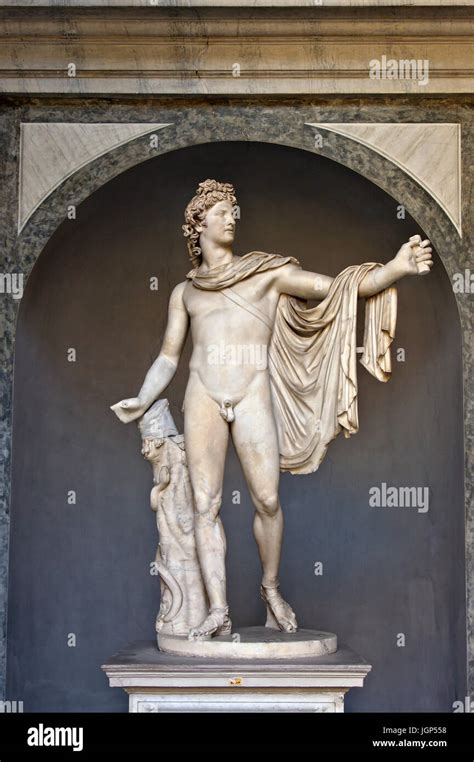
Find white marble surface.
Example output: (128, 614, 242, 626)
(139, 400, 209, 637)
(158, 627, 338, 659)
(129, 691, 344, 713)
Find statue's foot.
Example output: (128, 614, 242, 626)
(260, 583, 298, 633)
(188, 606, 232, 641)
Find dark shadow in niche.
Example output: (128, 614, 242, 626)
(7, 141, 465, 712)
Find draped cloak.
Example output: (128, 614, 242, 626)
(186, 251, 397, 475)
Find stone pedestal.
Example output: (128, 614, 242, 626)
(102, 641, 371, 713)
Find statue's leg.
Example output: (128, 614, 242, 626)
(184, 373, 232, 640)
(231, 373, 298, 633)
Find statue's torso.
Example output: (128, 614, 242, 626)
(183, 269, 281, 397)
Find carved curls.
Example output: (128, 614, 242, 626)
(182, 179, 237, 269)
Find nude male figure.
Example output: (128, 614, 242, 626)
(111, 179, 433, 640)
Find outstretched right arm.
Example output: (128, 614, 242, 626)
(111, 281, 189, 423)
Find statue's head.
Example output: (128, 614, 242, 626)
(182, 179, 237, 268)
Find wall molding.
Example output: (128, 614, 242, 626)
(0, 5, 473, 95)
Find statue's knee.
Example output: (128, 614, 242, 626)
(194, 490, 222, 522)
(257, 492, 280, 518)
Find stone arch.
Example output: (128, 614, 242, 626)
(2, 114, 470, 704)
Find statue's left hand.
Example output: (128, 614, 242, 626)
(394, 235, 433, 276)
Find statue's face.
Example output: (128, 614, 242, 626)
(200, 200, 235, 246)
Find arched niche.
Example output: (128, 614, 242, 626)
(6, 139, 465, 712)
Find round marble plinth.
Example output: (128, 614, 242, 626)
(158, 627, 337, 659)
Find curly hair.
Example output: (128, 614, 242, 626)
(182, 179, 237, 269)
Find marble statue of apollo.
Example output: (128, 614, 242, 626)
(111, 179, 433, 640)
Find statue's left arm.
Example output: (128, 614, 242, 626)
(358, 235, 433, 297)
(275, 235, 433, 298)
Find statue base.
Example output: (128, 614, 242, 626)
(102, 640, 371, 712)
(157, 626, 337, 659)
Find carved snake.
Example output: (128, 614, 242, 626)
(150, 465, 183, 624)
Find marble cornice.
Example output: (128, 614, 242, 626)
(0, 5, 473, 94)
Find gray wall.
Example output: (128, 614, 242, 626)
(6, 141, 465, 711)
